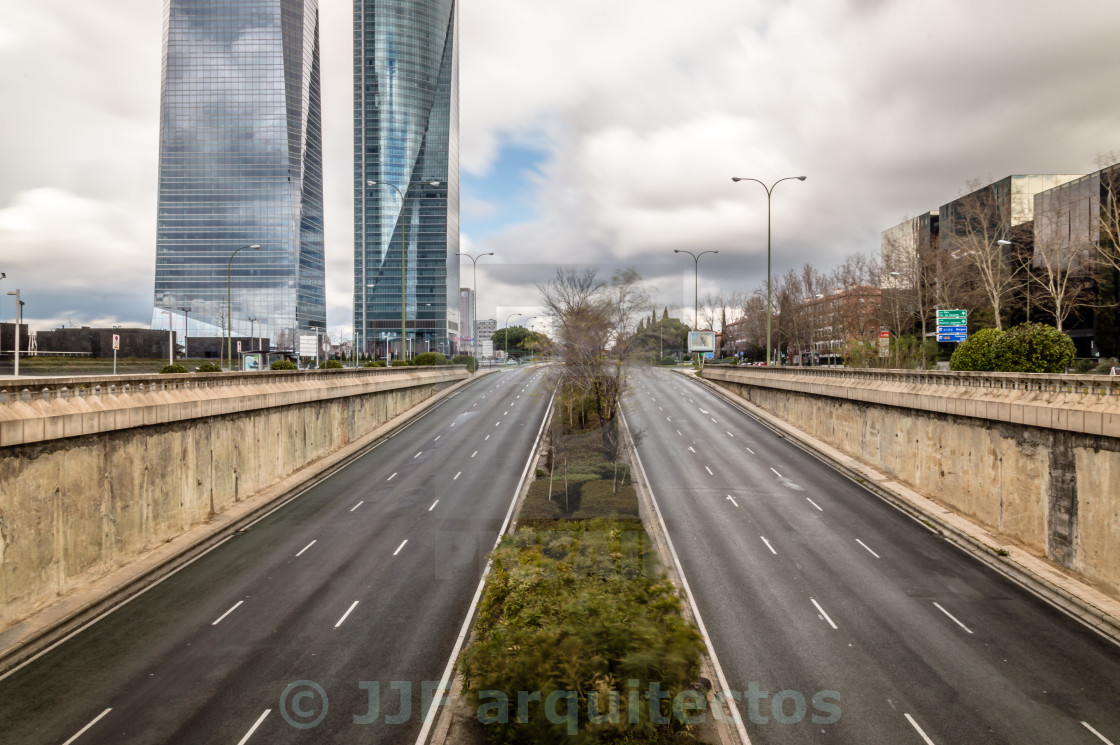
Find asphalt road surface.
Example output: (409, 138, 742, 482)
(624, 366, 1120, 745)
(0, 366, 552, 745)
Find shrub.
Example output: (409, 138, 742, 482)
(196, 361, 223, 373)
(412, 351, 449, 366)
(1093, 358, 1119, 374)
(949, 328, 1003, 371)
(452, 354, 479, 372)
(159, 363, 188, 374)
(318, 359, 344, 369)
(659, 355, 677, 366)
(991, 322, 1076, 373)
(721, 356, 738, 365)
(391, 359, 412, 367)
(270, 360, 298, 370)
(1072, 358, 1096, 374)
(363, 360, 386, 367)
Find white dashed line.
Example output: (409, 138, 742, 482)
(485, 435, 490, 440)
(726, 431, 734, 438)
(434, 435, 441, 441)
(495, 421, 501, 427)
(711, 417, 718, 423)
(471, 450, 478, 458)
(856, 539, 880, 558)
(704, 466, 714, 476)
(726, 495, 739, 507)
(414, 451, 423, 459)
(933, 602, 974, 634)
(61, 708, 112, 745)
(393, 540, 408, 556)
(676, 430, 683, 436)
(454, 472, 461, 480)
(295, 540, 316, 557)
(235, 710, 271, 745)
(350, 500, 364, 512)
(810, 598, 838, 629)
(760, 536, 777, 554)
(212, 600, 244, 626)
(770, 467, 783, 478)
(806, 497, 823, 511)
(335, 601, 359, 628)
(746, 447, 755, 455)
(429, 500, 439, 511)
(1082, 721, 1116, 745)
(904, 713, 937, 745)
(688, 446, 696, 453)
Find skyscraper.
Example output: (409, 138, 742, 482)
(153, 0, 326, 350)
(355, 0, 459, 358)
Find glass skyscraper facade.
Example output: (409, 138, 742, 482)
(153, 0, 326, 349)
(354, 0, 459, 358)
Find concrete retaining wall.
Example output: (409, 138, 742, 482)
(0, 367, 467, 630)
(701, 367, 1120, 597)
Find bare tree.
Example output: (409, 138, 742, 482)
(942, 179, 1018, 329)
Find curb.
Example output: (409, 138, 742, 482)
(0, 369, 496, 677)
(682, 368, 1120, 649)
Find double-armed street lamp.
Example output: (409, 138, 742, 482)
(731, 175, 806, 365)
(673, 249, 718, 363)
(6, 288, 20, 376)
(457, 251, 494, 358)
(367, 179, 441, 360)
(503, 312, 521, 359)
(227, 243, 261, 370)
(179, 306, 191, 358)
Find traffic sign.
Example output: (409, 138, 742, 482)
(937, 333, 967, 342)
(936, 309, 967, 320)
(937, 325, 968, 334)
(112, 334, 120, 350)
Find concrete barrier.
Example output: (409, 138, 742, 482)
(0, 367, 468, 633)
(700, 366, 1120, 598)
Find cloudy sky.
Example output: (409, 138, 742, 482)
(2, 0, 1119, 337)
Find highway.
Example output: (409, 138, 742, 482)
(0, 366, 552, 745)
(624, 366, 1120, 745)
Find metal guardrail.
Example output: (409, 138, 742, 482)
(0, 366, 467, 404)
(708, 365, 1120, 396)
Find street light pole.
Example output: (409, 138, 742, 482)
(227, 244, 261, 370)
(367, 179, 441, 361)
(162, 309, 173, 365)
(673, 249, 718, 363)
(503, 312, 521, 359)
(457, 251, 494, 359)
(179, 306, 191, 359)
(732, 175, 807, 365)
(6, 288, 19, 377)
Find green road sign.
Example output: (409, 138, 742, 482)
(936, 309, 967, 320)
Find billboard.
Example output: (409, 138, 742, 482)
(688, 331, 716, 352)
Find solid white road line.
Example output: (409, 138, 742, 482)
(350, 500, 364, 512)
(810, 597, 838, 629)
(295, 540, 317, 557)
(335, 601, 360, 628)
(705, 466, 714, 475)
(904, 713, 937, 745)
(429, 500, 439, 511)
(770, 467, 783, 478)
(726, 495, 739, 507)
(760, 536, 777, 554)
(471, 450, 478, 457)
(1083, 721, 1117, 745)
(387, 472, 397, 481)
(933, 602, 974, 634)
(212, 600, 243, 626)
(393, 540, 408, 556)
(61, 708, 112, 745)
(856, 539, 880, 558)
(414, 451, 423, 459)
(454, 472, 461, 480)
(806, 497, 823, 511)
(236, 710, 271, 745)
(746, 447, 755, 454)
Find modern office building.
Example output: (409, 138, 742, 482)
(354, 0, 460, 359)
(152, 0, 326, 350)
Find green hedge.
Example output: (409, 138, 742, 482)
(413, 351, 450, 366)
(196, 361, 223, 373)
(391, 359, 412, 367)
(453, 354, 479, 372)
(318, 359, 344, 369)
(363, 360, 386, 367)
(991, 322, 1076, 373)
(270, 360, 298, 370)
(461, 522, 704, 744)
(159, 363, 188, 374)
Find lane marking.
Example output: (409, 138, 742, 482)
(495, 421, 501, 427)
(659, 406, 663, 411)
(746, 447, 755, 455)
(503, 411, 508, 415)
(350, 500, 364, 512)
(454, 471, 462, 480)
(1083, 721, 1116, 745)
(414, 451, 423, 459)
(450, 422, 456, 427)
(810, 597, 838, 629)
(770, 467, 783, 478)
(295, 540, 316, 557)
(676, 429, 683, 436)
(933, 602, 974, 634)
(212, 600, 244, 626)
(393, 540, 408, 556)
(760, 536, 777, 555)
(335, 601, 359, 628)
(61, 708, 112, 745)
(434, 435, 441, 441)
(726, 495, 739, 507)
(236, 710, 271, 745)
(806, 497, 823, 511)
(726, 431, 734, 438)
(387, 472, 397, 481)
(904, 713, 937, 745)
(856, 539, 880, 558)
(699, 407, 709, 413)
(485, 434, 490, 440)
(429, 500, 439, 511)
(711, 417, 718, 424)
(471, 450, 478, 458)
(704, 466, 714, 476)
(688, 446, 696, 453)
(666, 416, 673, 422)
